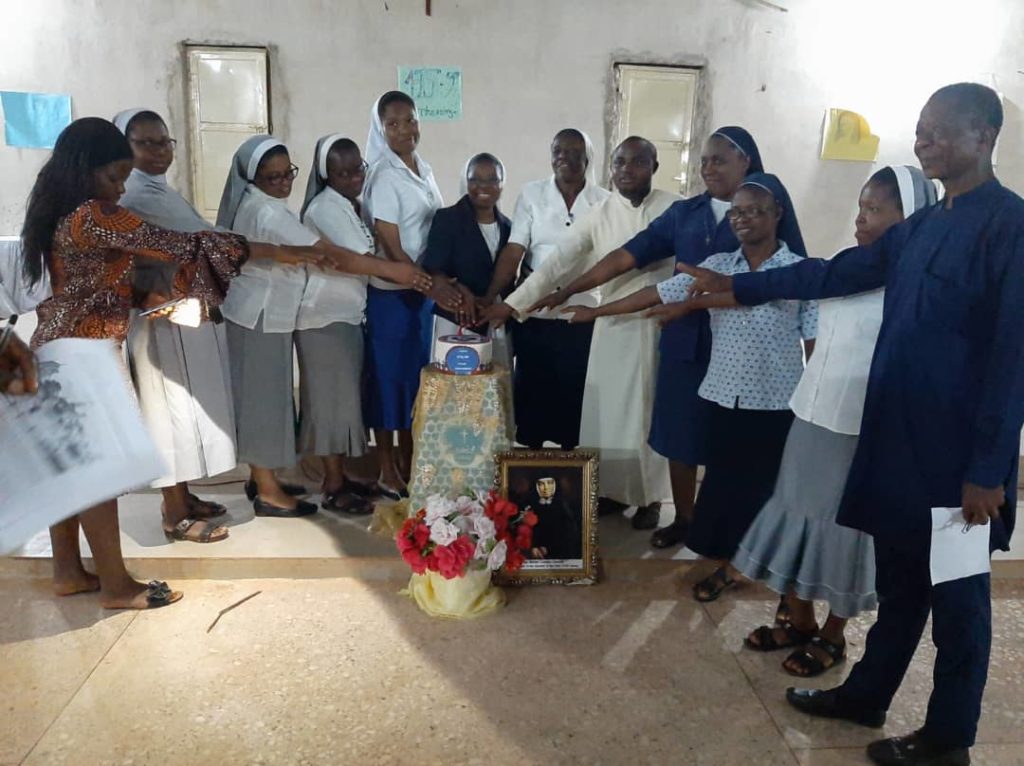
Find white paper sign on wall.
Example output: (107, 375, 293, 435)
(397, 66, 463, 121)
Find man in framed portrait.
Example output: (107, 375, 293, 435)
(528, 476, 582, 560)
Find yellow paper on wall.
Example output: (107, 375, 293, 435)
(821, 109, 879, 162)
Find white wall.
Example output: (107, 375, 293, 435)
(1, 0, 1021, 258)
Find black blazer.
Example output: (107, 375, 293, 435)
(421, 194, 511, 324)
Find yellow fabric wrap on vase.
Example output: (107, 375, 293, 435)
(403, 568, 505, 619)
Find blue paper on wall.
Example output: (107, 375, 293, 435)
(1, 91, 72, 149)
(397, 67, 462, 121)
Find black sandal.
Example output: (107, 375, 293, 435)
(784, 634, 847, 677)
(651, 520, 689, 549)
(142, 580, 182, 609)
(692, 567, 737, 602)
(744, 621, 818, 652)
(322, 488, 374, 515)
(342, 478, 380, 498)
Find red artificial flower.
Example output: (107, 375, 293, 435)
(433, 544, 465, 579)
(451, 535, 475, 563)
(515, 524, 533, 551)
(505, 547, 525, 572)
(523, 510, 539, 527)
(402, 547, 428, 574)
(412, 522, 430, 548)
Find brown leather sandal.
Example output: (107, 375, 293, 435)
(163, 517, 229, 543)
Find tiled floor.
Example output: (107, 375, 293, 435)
(3, 573, 1024, 765)
(4, 479, 1024, 765)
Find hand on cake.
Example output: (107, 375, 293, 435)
(430, 278, 464, 312)
(479, 302, 515, 328)
(453, 282, 479, 326)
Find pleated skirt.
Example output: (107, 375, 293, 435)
(731, 417, 877, 618)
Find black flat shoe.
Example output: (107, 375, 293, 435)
(253, 497, 318, 518)
(786, 687, 886, 729)
(866, 730, 970, 766)
(632, 502, 662, 530)
(650, 521, 689, 549)
(245, 480, 308, 502)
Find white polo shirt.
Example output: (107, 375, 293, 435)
(220, 185, 318, 333)
(302, 187, 372, 327)
(789, 289, 884, 436)
(507, 176, 610, 317)
(364, 153, 442, 290)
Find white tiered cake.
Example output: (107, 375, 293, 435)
(432, 332, 493, 375)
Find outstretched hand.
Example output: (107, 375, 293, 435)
(528, 290, 568, 314)
(560, 305, 597, 324)
(479, 302, 515, 328)
(430, 278, 464, 312)
(676, 262, 733, 296)
(644, 302, 694, 327)
(395, 263, 433, 294)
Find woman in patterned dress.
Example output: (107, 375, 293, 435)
(21, 118, 352, 609)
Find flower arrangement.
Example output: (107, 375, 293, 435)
(396, 491, 538, 579)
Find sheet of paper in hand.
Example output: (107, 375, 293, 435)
(929, 507, 991, 586)
(0, 338, 165, 552)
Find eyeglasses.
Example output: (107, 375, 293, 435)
(130, 137, 178, 151)
(334, 161, 369, 180)
(467, 176, 501, 188)
(258, 164, 300, 185)
(726, 205, 774, 221)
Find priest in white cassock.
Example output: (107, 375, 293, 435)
(483, 137, 679, 528)
(115, 108, 236, 544)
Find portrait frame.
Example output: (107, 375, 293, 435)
(493, 449, 599, 585)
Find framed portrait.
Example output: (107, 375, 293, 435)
(493, 450, 599, 585)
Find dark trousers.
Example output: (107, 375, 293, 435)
(511, 317, 593, 450)
(838, 534, 991, 748)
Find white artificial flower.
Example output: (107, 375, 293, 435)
(474, 537, 490, 561)
(472, 514, 496, 542)
(428, 518, 459, 546)
(424, 495, 455, 524)
(453, 495, 480, 517)
(487, 539, 508, 571)
(452, 514, 473, 535)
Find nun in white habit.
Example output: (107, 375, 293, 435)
(481, 128, 610, 450)
(115, 107, 234, 543)
(299, 134, 377, 513)
(361, 91, 443, 498)
(217, 134, 429, 518)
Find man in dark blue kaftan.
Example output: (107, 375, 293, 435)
(682, 83, 1022, 766)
